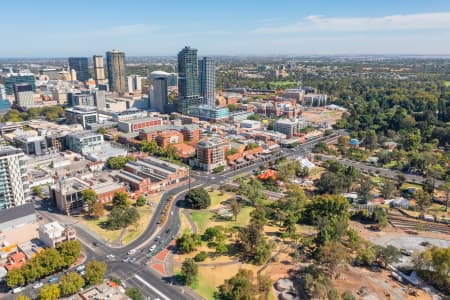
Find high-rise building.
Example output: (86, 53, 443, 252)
(93, 55, 106, 85)
(177, 46, 206, 114)
(68, 57, 89, 82)
(106, 50, 126, 94)
(127, 75, 142, 93)
(0, 146, 29, 210)
(198, 57, 216, 106)
(150, 71, 169, 113)
(178, 46, 199, 98)
(0, 84, 6, 99)
(2, 74, 35, 95)
(14, 83, 34, 108)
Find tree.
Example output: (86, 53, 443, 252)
(107, 156, 130, 169)
(396, 174, 406, 189)
(315, 172, 345, 194)
(81, 189, 98, 217)
(316, 242, 350, 276)
(342, 290, 356, 300)
(357, 176, 373, 204)
(303, 195, 349, 226)
(112, 191, 130, 209)
(84, 260, 107, 285)
(126, 288, 144, 300)
(176, 233, 201, 253)
(439, 181, 450, 211)
(414, 189, 431, 211)
(32, 185, 44, 198)
(59, 272, 85, 296)
(91, 201, 105, 218)
(136, 195, 146, 207)
(213, 165, 225, 173)
(181, 258, 198, 286)
(381, 178, 396, 199)
(57, 240, 82, 267)
(215, 241, 228, 256)
(216, 269, 255, 300)
(184, 188, 211, 209)
(39, 284, 60, 300)
(376, 245, 401, 268)
(97, 127, 106, 135)
(193, 251, 208, 262)
(372, 207, 388, 228)
(239, 178, 265, 206)
(6, 269, 25, 288)
(238, 222, 274, 264)
(15, 295, 31, 300)
(230, 198, 241, 221)
(257, 274, 272, 297)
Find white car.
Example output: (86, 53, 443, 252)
(12, 287, 25, 294)
(149, 245, 156, 252)
(106, 254, 115, 260)
(33, 282, 43, 289)
(127, 249, 137, 255)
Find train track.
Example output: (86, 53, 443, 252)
(388, 214, 450, 235)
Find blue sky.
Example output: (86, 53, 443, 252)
(1, 0, 450, 56)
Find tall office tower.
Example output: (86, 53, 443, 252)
(150, 71, 169, 113)
(14, 83, 34, 108)
(198, 57, 216, 107)
(0, 84, 6, 99)
(0, 146, 29, 210)
(178, 46, 199, 98)
(93, 55, 106, 85)
(3, 74, 35, 95)
(106, 50, 127, 94)
(127, 75, 142, 93)
(70, 69, 77, 81)
(68, 57, 89, 82)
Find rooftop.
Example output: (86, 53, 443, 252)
(0, 146, 23, 157)
(0, 203, 35, 226)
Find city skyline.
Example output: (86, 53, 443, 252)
(1, 0, 450, 56)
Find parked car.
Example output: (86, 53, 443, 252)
(48, 276, 59, 284)
(33, 282, 43, 289)
(12, 287, 25, 294)
(149, 245, 156, 252)
(400, 248, 413, 256)
(127, 249, 137, 255)
(76, 265, 85, 272)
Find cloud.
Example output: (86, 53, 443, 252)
(253, 12, 450, 33)
(71, 24, 160, 38)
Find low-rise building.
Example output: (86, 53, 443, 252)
(65, 106, 98, 129)
(38, 221, 76, 248)
(0, 203, 37, 245)
(117, 156, 189, 193)
(14, 134, 48, 155)
(155, 130, 184, 148)
(273, 119, 308, 137)
(118, 117, 162, 133)
(66, 131, 104, 155)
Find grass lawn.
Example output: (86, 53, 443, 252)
(191, 211, 213, 233)
(78, 216, 122, 243)
(208, 190, 236, 208)
(401, 182, 423, 191)
(77, 204, 154, 245)
(121, 206, 153, 244)
(445, 81, 450, 87)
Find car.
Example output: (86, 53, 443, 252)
(76, 265, 85, 272)
(47, 208, 53, 212)
(106, 254, 115, 260)
(127, 249, 137, 255)
(154, 236, 161, 241)
(149, 245, 156, 252)
(165, 228, 170, 234)
(80, 271, 85, 276)
(12, 287, 25, 294)
(33, 282, 43, 289)
(122, 257, 130, 263)
(129, 257, 137, 263)
(48, 276, 59, 284)
(92, 241, 98, 247)
(420, 241, 432, 247)
(400, 248, 413, 256)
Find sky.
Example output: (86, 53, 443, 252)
(1, 0, 450, 57)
